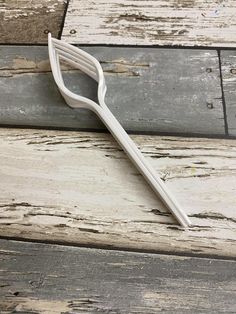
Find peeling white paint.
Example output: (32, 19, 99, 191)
(2, 0, 65, 20)
(62, 0, 236, 47)
(0, 129, 235, 257)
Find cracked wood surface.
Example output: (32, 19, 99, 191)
(221, 50, 236, 137)
(0, 0, 67, 44)
(0, 240, 236, 314)
(0, 46, 225, 135)
(0, 128, 236, 257)
(62, 0, 236, 47)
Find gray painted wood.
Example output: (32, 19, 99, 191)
(0, 46, 225, 136)
(0, 239, 236, 313)
(221, 50, 236, 136)
(0, 0, 67, 44)
(62, 0, 236, 47)
(1, 128, 236, 258)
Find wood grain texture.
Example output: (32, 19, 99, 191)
(0, 128, 236, 257)
(0, 240, 236, 314)
(0, 46, 225, 135)
(62, 0, 236, 47)
(221, 50, 236, 137)
(0, 0, 67, 44)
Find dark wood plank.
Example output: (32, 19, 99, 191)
(0, 240, 236, 313)
(0, 0, 67, 44)
(221, 50, 236, 136)
(62, 0, 236, 47)
(0, 46, 225, 135)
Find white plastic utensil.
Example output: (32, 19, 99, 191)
(48, 34, 191, 228)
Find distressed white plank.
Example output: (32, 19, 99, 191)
(0, 0, 67, 44)
(0, 128, 236, 257)
(62, 0, 236, 47)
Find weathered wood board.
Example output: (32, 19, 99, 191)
(0, 128, 236, 257)
(0, 240, 236, 314)
(62, 0, 236, 47)
(0, 46, 225, 135)
(221, 51, 236, 137)
(0, 0, 67, 44)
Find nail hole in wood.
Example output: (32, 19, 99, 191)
(13, 291, 19, 296)
(230, 69, 236, 75)
(206, 102, 214, 109)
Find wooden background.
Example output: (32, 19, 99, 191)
(62, 0, 236, 47)
(0, 0, 236, 136)
(0, 1, 236, 313)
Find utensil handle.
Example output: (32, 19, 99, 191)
(96, 106, 191, 228)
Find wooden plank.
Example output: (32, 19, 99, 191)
(0, 128, 236, 258)
(62, 0, 236, 47)
(0, 46, 225, 135)
(0, 0, 67, 44)
(220, 50, 236, 137)
(0, 240, 236, 314)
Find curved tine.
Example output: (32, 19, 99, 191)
(54, 46, 97, 74)
(55, 39, 106, 98)
(52, 39, 95, 66)
(53, 42, 96, 71)
(50, 37, 98, 82)
(55, 51, 64, 84)
(48, 33, 64, 89)
(57, 52, 98, 81)
(52, 36, 107, 105)
(48, 33, 98, 111)
(51, 38, 104, 80)
(59, 54, 98, 81)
